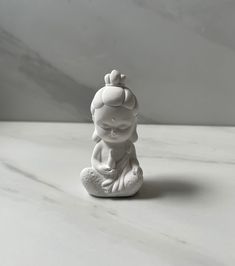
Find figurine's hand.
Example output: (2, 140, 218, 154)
(99, 164, 111, 173)
(133, 165, 143, 176)
(103, 165, 112, 171)
(105, 168, 117, 179)
(98, 165, 117, 178)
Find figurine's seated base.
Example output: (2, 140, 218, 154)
(80, 167, 143, 198)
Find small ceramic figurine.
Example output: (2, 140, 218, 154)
(80, 70, 143, 197)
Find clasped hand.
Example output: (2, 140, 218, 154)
(98, 164, 117, 179)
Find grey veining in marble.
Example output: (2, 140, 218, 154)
(0, 26, 151, 123)
(0, 27, 93, 122)
(0, 122, 235, 266)
(0, 1, 235, 125)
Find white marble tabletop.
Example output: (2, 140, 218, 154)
(0, 122, 234, 266)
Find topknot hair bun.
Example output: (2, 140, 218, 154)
(104, 69, 126, 86)
(90, 69, 138, 116)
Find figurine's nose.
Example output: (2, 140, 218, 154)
(110, 128, 116, 137)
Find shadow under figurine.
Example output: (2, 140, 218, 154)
(80, 70, 143, 197)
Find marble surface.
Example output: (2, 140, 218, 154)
(1, 0, 235, 125)
(0, 122, 235, 266)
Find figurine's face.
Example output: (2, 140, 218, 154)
(94, 105, 136, 143)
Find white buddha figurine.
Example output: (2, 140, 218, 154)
(80, 70, 143, 197)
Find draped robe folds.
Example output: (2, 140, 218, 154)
(101, 146, 132, 193)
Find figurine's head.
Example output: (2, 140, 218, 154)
(91, 70, 138, 143)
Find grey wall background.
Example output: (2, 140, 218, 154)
(0, 0, 235, 125)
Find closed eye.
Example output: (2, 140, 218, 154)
(119, 125, 130, 130)
(100, 124, 110, 130)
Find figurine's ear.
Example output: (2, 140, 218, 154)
(130, 124, 138, 143)
(92, 130, 101, 142)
